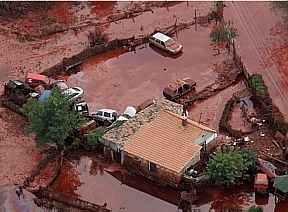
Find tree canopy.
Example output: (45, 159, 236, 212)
(22, 87, 81, 147)
(207, 146, 257, 185)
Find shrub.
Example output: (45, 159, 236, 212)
(251, 75, 265, 94)
(87, 27, 108, 47)
(210, 20, 237, 43)
(207, 146, 257, 185)
(86, 127, 105, 150)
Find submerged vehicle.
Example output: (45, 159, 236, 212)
(149, 32, 183, 54)
(163, 78, 196, 101)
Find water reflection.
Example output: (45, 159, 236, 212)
(52, 154, 180, 211)
(0, 185, 45, 212)
(240, 96, 254, 109)
(51, 153, 288, 212)
(149, 44, 184, 59)
(52, 155, 83, 199)
(200, 184, 254, 211)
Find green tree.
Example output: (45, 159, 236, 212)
(207, 146, 257, 185)
(22, 87, 81, 147)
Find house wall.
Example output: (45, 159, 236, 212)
(123, 153, 182, 187)
(206, 137, 218, 153)
(194, 130, 217, 146)
(123, 151, 200, 188)
(103, 146, 113, 161)
(99, 137, 121, 152)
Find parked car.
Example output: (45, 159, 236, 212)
(117, 106, 137, 121)
(5, 80, 35, 96)
(163, 77, 196, 101)
(106, 106, 137, 129)
(4, 80, 36, 106)
(25, 73, 56, 89)
(73, 100, 89, 116)
(136, 99, 155, 113)
(254, 173, 268, 193)
(149, 32, 183, 54)
(91, 109, 118, 124)
(62, 87, 84, 102)
(38, 87, 84, 103)
(257, 158, 280, 179)
(53, 80, 69, 91)
(38, 90, 52, 102)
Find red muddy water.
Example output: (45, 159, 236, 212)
(63, 26, 221, 114)
(53, 153, 181, 212)
(52, 152, 288, 212)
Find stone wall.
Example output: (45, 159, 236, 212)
(123, 154, 182, 188)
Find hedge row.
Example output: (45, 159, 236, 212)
(249, 74, 288, 135)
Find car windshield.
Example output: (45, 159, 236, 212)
(96, 111, 102, 116)
(263, 160, 276, 171)
(165, 39, 175, 47)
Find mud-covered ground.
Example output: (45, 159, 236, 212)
(0, 3, 287, 211)
(0, 1, 216, 188)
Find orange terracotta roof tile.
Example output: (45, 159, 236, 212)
(124, 110, 206, 173)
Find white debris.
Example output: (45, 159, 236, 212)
(244, 136, 250, 142)
(251, 140, 254, 143)
(259, 132, 265, 137)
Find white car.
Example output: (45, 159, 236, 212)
(62, 87, 84, 102)
(92, 109, 118, 124)
(117, 106, 137, 121)
(149, 32, 183, 54)
(53, 80, 69, 91)
(107, 106, 137, 129)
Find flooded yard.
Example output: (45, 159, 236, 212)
(50, 152, 288, 212)
(61, 25, 222, 114)
(1, 1, 288, 212)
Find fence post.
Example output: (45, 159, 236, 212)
(195, 9, 197, 31)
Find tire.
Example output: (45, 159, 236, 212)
(103, 120, 110, 127)
(175, 95, 180, 102)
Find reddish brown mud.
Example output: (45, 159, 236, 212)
(1, 1, 288, 211)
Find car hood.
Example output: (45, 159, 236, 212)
(167, 43, 182, 53)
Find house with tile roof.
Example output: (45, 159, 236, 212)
(99, 98, 217, 187)
(99, 98, 184, 161)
